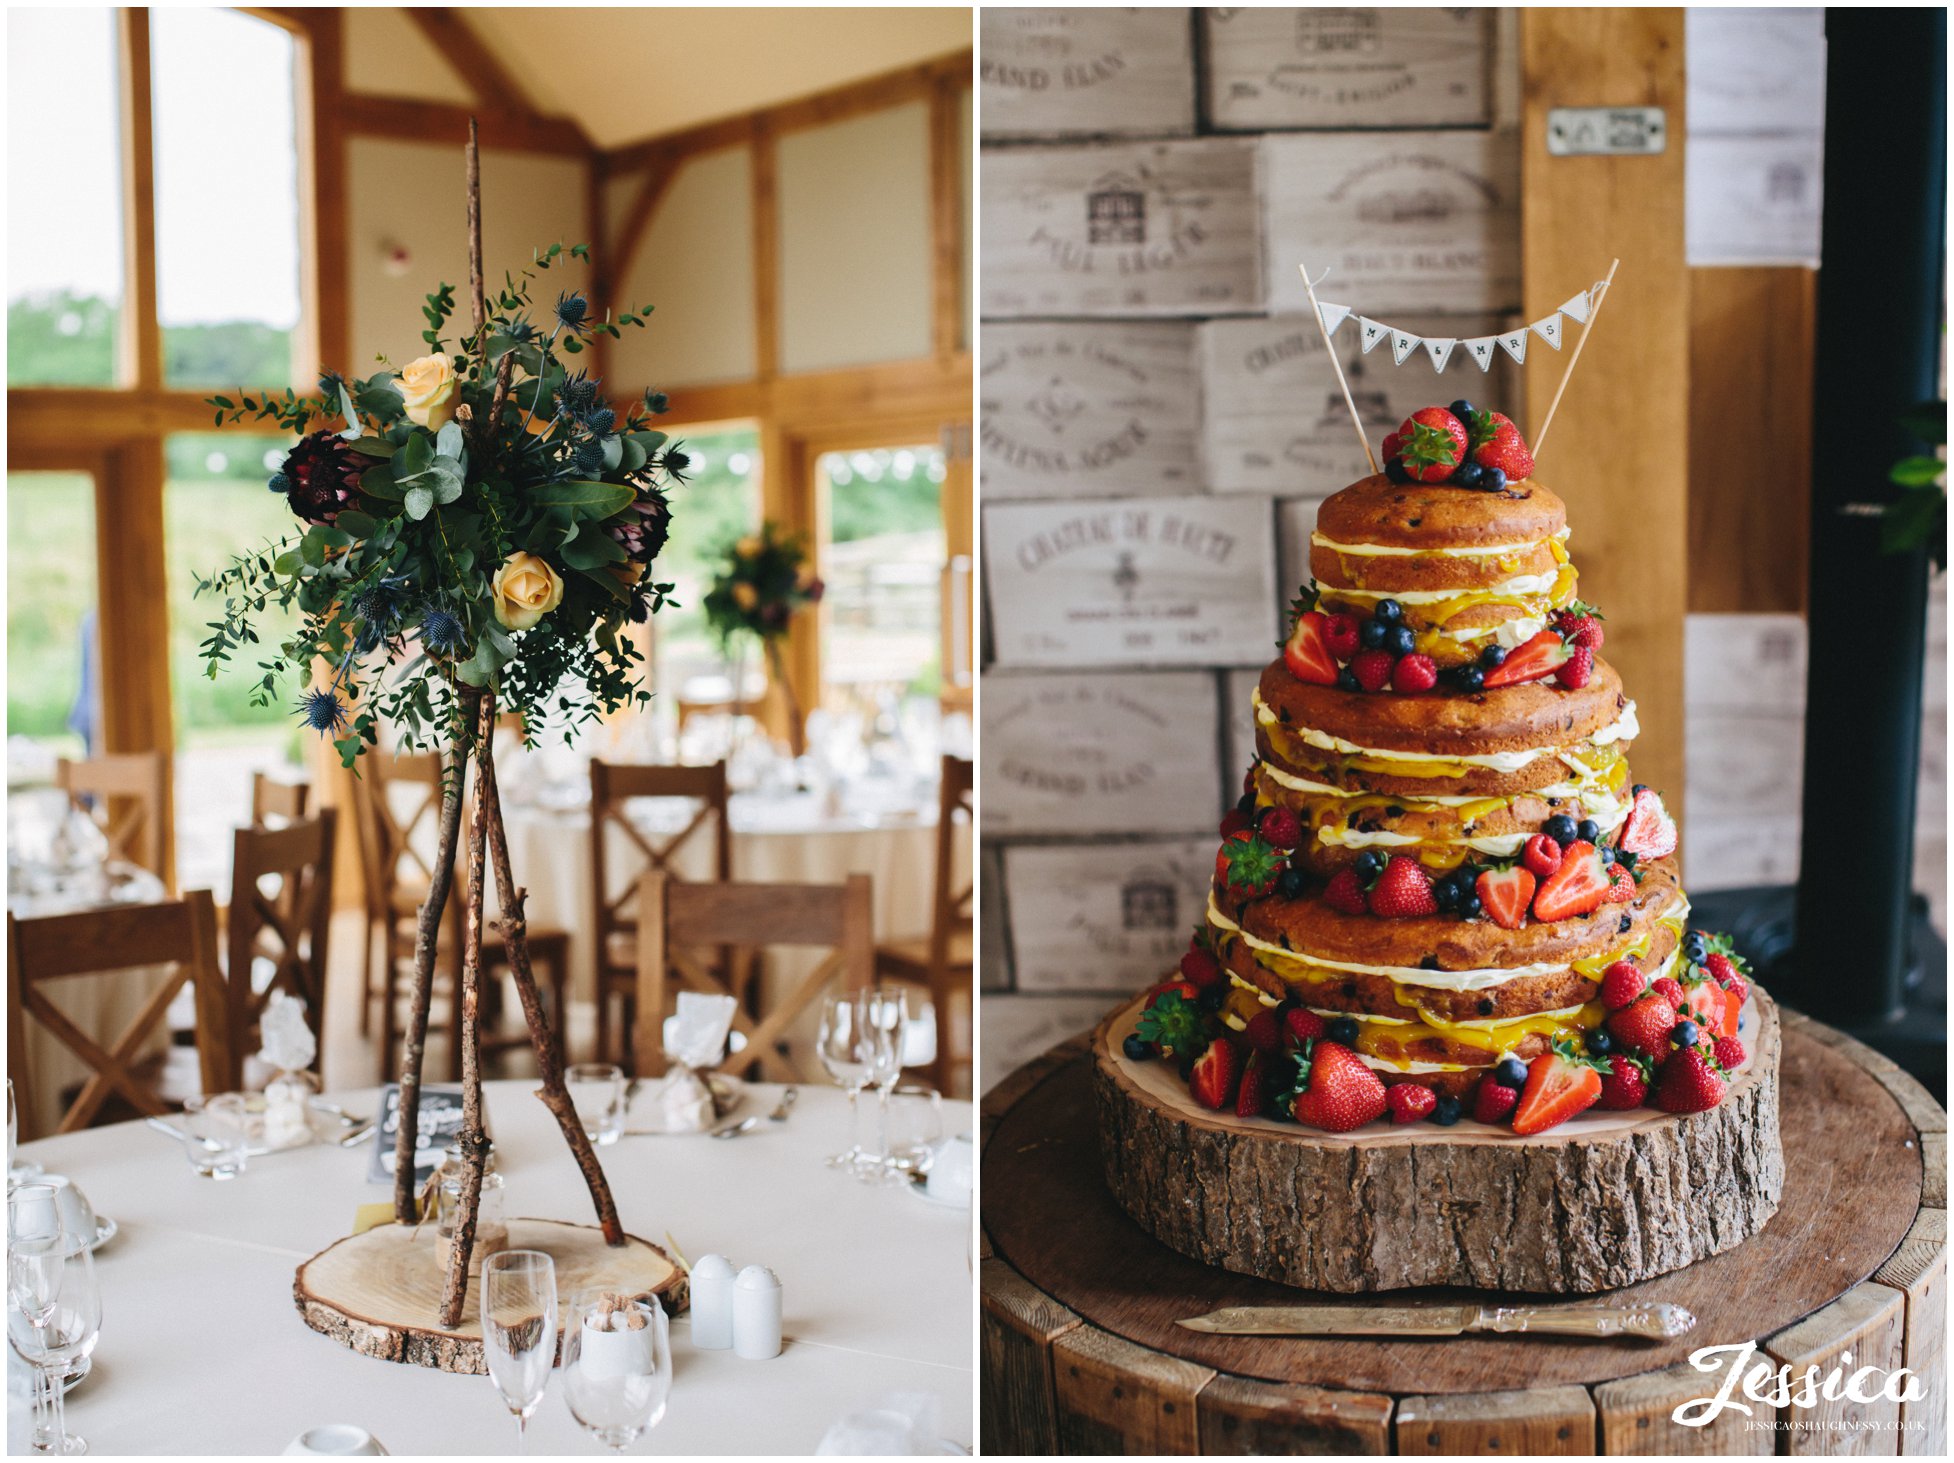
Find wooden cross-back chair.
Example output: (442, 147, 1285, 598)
(7, 890, 234, 1140)
(55, 751, 169, 886)
(250, 771, 311, 826)
(632, 871, 872, 1083)
(874, 755, 975, 1094)
(590, 759, 732, 1067)
(226, 811, 336, 1067)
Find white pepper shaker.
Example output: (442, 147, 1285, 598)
(732, 1264, 782, 1359)
(690, 1253, 736, 1349)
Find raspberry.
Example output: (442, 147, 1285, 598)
(1349, 648, 1396, 693)
(1323, 867, 1369, 916)
(1522, 833, 1563, 879)
(1712, 1036, 1747, 1070)
(1471, 1078, 1519, 1125)
(1391, 653, 1438, 694)
(1387, 1083, 1438, 1124)
(1323, 614, 1362, 661)
(1600, 960, 1646, 1012)
(1179, 945, 1223, 989)
(1257, 805, 1303, 850)
(1651, 976, 1685, 1009)
(1555, 645, 1595, 690)
(1242, 1008, 1282, 1054)
(1219, 808, 1252, 838)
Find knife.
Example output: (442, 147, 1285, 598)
(1177, 1301, 1695, 1341)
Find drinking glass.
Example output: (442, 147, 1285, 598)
(8, 1184, 100, 1455)
(8, 1079, 43, 1185)
(857, 988, 910, 1186)
(881, 1085, 943, 1178)
(815, 995, 872, 1169)
(482, 1249, 557, 1454)
(178, 1093, 251, 1178)
(561, 1289, 672, 1453)
(566, 1064, 626, 1147)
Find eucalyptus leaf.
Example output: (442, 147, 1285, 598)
(273, 550, 303, 577)
(335, 510, 379, 539)
(601, 436, 624, 472)
(631, 430, 669, 456)
(619, 437, 647, 474)
(436, 420, 464, 460)
(483, 621, 518, 659)
(336, 382, 362, 440)
(360, 463, 403, 501)
(404, 485, 435, 521)
(574, 565, 630, 602)
(529, 480, 634, 518)
(562, 521, 628, 570)
(347, 437, 397, 459)
(395, 431, 433, 478)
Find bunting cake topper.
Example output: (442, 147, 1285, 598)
(1298, 259, 1620, 465)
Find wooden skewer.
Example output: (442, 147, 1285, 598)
(1297, 263, 1379, 477)
(1532, 258, 1619, 457)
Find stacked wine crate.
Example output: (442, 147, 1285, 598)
(978, 8, 1527, 1089)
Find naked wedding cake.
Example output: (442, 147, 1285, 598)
(1093, 402, 1784, 1294)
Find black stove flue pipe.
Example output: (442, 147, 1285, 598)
(1786, 9, 1945, 1035)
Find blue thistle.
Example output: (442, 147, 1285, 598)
(560, 373, 600, 416)
(587, 406, 615, 436)
(420, 607, 468, 659)
(660, 444, 692, 484)
(574, 439, 606, 475)
(296, 688, 349, 736)
(644, 390, 669, 416)
(503, 318, 537, 343)
(554, 292, 590, 332)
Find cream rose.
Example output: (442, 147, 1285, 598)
(490, 552, 564, 631)
(732, 582, 758, 610)
(398, 354, 458, 430)
(735, 534, 763, 559)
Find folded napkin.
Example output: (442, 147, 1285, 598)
(815, 1393, 944, 1455)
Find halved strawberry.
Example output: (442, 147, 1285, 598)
(1480, 628, 1573, 688)
(1476, 865, 1537, 931)
(1618, 787, 1677, 860)
(1283, 610, 1339, 686)
(1289, 1041, 1388, 1132)
(1189, 1038, 1242, 1111)
(1235, 1050, 1271, 1117)
(1681, 977, 1724, 1035)
(1531, 840, 1610, 922)
(1395, 407, 1467, 483)
(1511, 1037, 1605, 1135)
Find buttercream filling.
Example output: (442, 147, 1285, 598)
(1310, 527, 1571, 560)
(1253, 690, 1640, 773)
(1318, 570, 1561, 605)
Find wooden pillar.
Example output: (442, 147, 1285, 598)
(1520, 8, 1690, 819)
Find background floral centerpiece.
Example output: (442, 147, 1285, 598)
(702, 521, 824, 754)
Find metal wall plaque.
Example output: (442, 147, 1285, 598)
(1546, 106, 1668, 156)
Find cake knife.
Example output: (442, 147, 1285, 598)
(1177, 1301, 1695, 1341)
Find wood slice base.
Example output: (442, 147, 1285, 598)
(1094, 991, 1784, 1294)
(295, 1218, 688, 1373)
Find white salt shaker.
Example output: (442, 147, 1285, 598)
(732, 1264, 782, 1359)
(690, 1253, 736, 1349)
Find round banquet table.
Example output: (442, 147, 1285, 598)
(8, 1079, 973, 1455)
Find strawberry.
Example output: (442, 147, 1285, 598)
(1323, 613, 1362, 661)
(1511, 1037, 1605, 1135)
(1712, 1036, 1747, 1071)
(1179, 943, 1224, 989)
(1395, 407, 1468, 483)
(1466, 409, 1536, 481)
(1284, 1008, 1326, 1045)
(1387, 1082, 1437, 1124)
(1705, 950, 1745, 991)
(1655, 1047, 1728, 1113)
(1219, 807, 1252, 838)
(1618, 787, 1678, 860)
(1257, 805, 1303, 850)
(1531, 840, 1610, 921)
(1368, 856, 1438, 919)
(1552, 601, 1606, 651)
(1136, 989, 1206, 1059)
(1480, 628, 1573, 688)
(1600, 959, 1646, 1012)
(1189, 1038, 1243, 1111)
(1289, 1041, 1388, 1132)
(1596, 1050, 1654, 1110)
(1241, 1008, 1282, 1055)
(1555, 645, 1595, 690)
(1681, 977, 1724, 1035)
(1392, 653, 1438, 694)
(1472, 1077, 1519, 1125)
(1522, 833, 1563, 879)
(1283, 610, 1339, 687)
(1381, 427, 1406, 462)
(1323, 867, 1369, 916)
(1216, 832, 1284, 898)
(1604, 864, 1636, 903)
(1349, 648, 1396, 693)
(1235, 1050, 1272, 1117)
(1607, 993, 1679, 1060)
(1651, 975, 1686, 1008)
(1476, 864, 1537, 930)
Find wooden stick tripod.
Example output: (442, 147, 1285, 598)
(390, 121, 624, 1331)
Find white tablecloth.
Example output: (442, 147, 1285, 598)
(7, 1080, 972, 1455)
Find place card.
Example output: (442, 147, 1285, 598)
(981, 7, 1196, 139)
(1003, 839, 1217, 992)
(366, 1083, 470, 1185)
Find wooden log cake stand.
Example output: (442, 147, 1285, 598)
(981, 1007, 1947, 1456)
(1094, 993, 1784, 1295)
(296, 1218, 688, 1374)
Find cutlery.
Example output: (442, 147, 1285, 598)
(147, 1116, 218, 1150)
(306, 1099, 371, 1128)
(1176, 1301, 1695, 1341)
(709, 1116, 761, 1140)
(336, 1122, 377, 1148)
(768, 1087, 798, 1123)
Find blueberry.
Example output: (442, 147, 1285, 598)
(1384, 456, 1411, 484)
(1359, 619, 1388, 649)
(1328, 1016, 1360, 1046)
(1584, 1028, 1614, 1056)
(1577, 819, 1601, 844)
(1460, 895, 1483, 921)
(1355, 850, 1387, 881)
(1479, 643, 1508, 668)
(1633, 783, 1649, 797)
(1454, 665, 1485, 693)
(1616, 849, 1639, 871)
(1237, 791, 1256, 814)
(1684, 932, 1707, 961)
(1123, 1034, 1152, 1062)
(1673, 1020, 1699, 1049)
(1495, 1056, 1529, 1089)
(1374, 599, 1404, 624)
(1387, 624, 1416, 656)
(1433, 880, 1461, 912)
(1544, 814, 1578, 847)
(1337, 666, 1360, 692)
(1600, 847, 1616, 866)
(1449, 399, 1476, 422)
(1277, 868, 1308, 901)
(1452, 461, 1485, 489)
(1432, 1095, 1463, 1126)
(1483, 467, 1507, 492)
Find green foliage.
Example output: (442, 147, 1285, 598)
(1882, 398, 1946, 569)
(700, 521, 823, 646)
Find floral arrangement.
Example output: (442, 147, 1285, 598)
(194, 242, 686, 766)
(701, 520, 824, 644)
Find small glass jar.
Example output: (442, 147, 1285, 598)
(261, 1067, 320, 1149)
(434, 1140, 508, 1275)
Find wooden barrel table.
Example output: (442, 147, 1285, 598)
(981, 1006, 1945, 1456)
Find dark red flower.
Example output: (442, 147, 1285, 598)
(271, 430, 364, 525)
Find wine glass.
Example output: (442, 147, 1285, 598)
(9, 1078, 44, 1185)
(482, 1249, 558, 1454)
(9, 1184, 100, 1455)
(816, 995, 872, 1169)
(560, 1289, 672, 1453)
(857, 988, 911, 1186)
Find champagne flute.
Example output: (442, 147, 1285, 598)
(482, 1249, 557, 1454)
(9, 1185, 100, 1456)
(816, 995, 871, 1169)
(857, 988, 910, 1187)
(560, 1289, 672, 1453)
(9, 1079, 44, 1185)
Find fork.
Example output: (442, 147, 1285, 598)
(768, 1087, 798, 1123)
